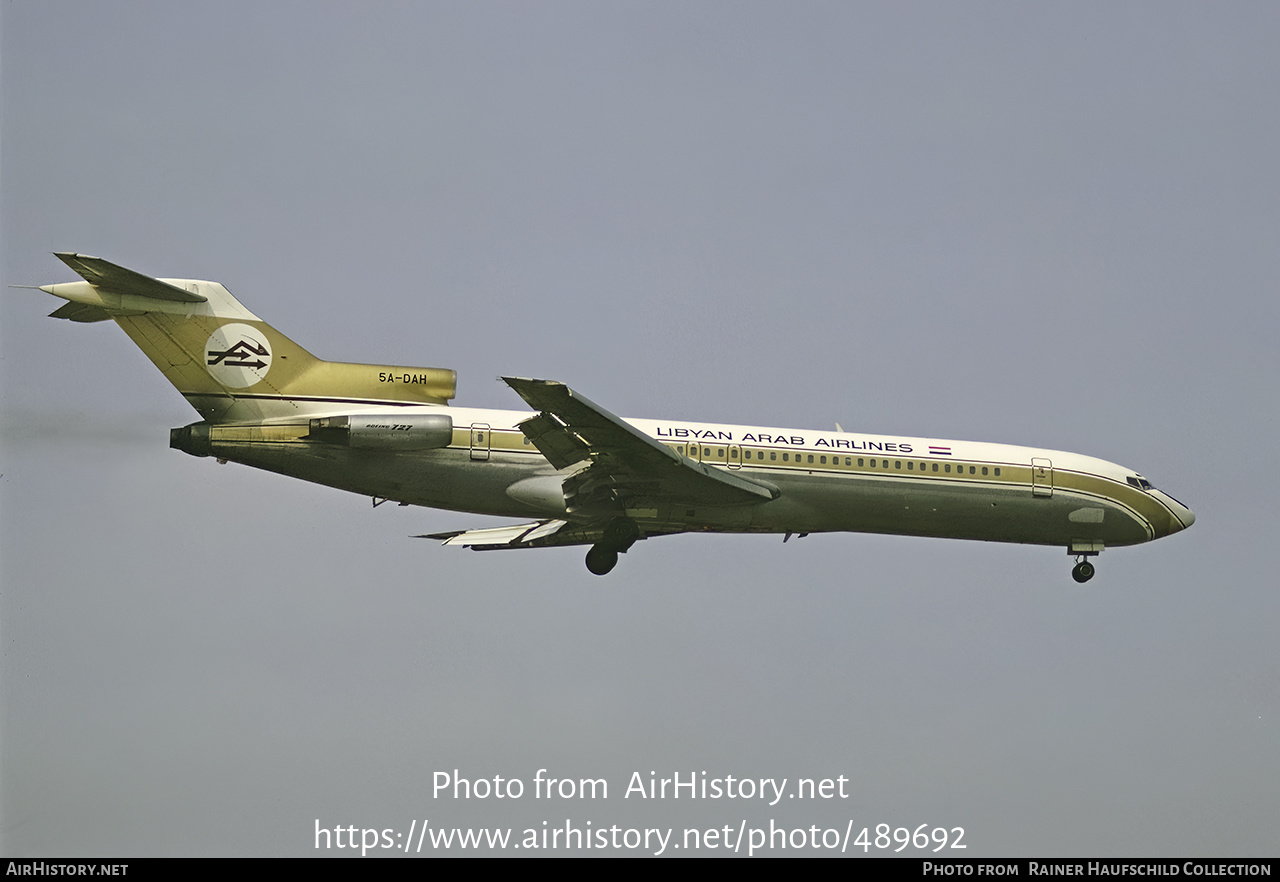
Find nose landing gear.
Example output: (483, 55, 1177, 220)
(1068, 541, 1103, 583)
(1071, 556, 1097, 583)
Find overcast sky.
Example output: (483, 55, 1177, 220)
(2, 1, 1278, 857)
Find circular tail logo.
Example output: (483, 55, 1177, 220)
(205, 323, 271, 388)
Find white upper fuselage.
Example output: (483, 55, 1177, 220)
(259, 400, 1194, 551)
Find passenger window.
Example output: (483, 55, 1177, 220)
(770, 452, 777, 461)
(808, 454, 814, 464)
(994, 468, 1001, 476)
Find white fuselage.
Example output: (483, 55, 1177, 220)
(198, 402, 1195, 552)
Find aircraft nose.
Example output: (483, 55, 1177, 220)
(1157, 491, 1195, 532)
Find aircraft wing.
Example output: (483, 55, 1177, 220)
(423, 519, 595, 550)
(502, 377, 779, 515)
(422, 518, 684, 550)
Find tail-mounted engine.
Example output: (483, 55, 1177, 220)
(306, 413, 453, 449)
(170, 413, 455, 458)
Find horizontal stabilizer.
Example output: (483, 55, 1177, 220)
(48, 301, 116, 323)
(52, 252, 206, 303)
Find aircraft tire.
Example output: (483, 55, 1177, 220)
(585, 545, 619, 576)
(1072, 560, 1096, 583)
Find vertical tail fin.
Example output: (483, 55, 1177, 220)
(40, 253, 455, 424)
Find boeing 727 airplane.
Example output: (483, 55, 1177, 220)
(31, 253, 1194, 580)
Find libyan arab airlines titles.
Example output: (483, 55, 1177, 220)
(655, 425, 917, 453)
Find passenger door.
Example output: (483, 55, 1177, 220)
(1031, 457, 1053, 497)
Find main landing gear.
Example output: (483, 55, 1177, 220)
(584, 517, 641, 576)
(585, 545, 618, 575)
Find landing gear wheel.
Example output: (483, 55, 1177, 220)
(1072, 560, 1096, 583)
(585, 545, 619, 576)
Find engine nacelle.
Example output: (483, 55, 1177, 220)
(308, 413, 454, 450)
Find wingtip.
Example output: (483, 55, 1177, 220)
(503, 376, 561, 387)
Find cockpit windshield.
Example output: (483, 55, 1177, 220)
(1126, 475, 1154, 491)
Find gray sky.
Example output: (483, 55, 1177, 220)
(2, 1, 1277, 857)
